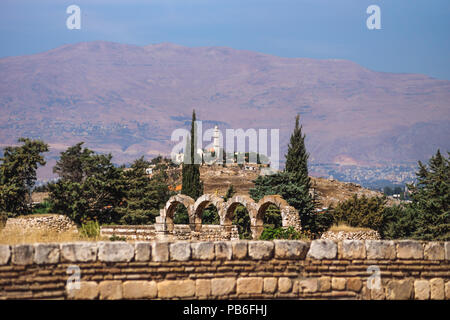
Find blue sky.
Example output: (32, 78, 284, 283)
(1, 0, 449, 79)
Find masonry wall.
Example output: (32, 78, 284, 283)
(0, 240, 449, 300)
(100, 225, 239, 241)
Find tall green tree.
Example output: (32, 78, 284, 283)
(49, 143, 124, 225)
(181, 110, 203, 199)
(0, 138, 49, 216)
(117, 157, 170, 224)
(408, 150, 449, 240)
(249, 114, 322, 236)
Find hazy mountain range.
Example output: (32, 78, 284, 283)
(0, 41, 449, 180)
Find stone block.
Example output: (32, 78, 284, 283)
(99, 280, 123, 300)
(158, 280, 195, 298)
(274, 240, 309, 259)
(445, 242, 450, 260)
(424, 242, 445, 260)
(248, 241, 274, 260)
(347, 278, 362, 292)
(386, 279, 413, 300)
(196, 279, 211, 297)
(34, 243, 60, 264)
(365, 240, 396, 260)
(211, 278, 236, 296)
(66, 281, 99, 300)
(123, 281, 157, 299)
(215, 241, 232, 260)
(231, 241, 248, 259)
(0, 245, 11, 265)
(318, 276, 331, 292)
(169, 242, 191, 261)
(331, 278, 346, 291)
(134, 242, 151, 261)
(299, 278, 318, 293)
(61, 242, 97, 262)
(237, 277, 263, 294)
(278, 277, 293, 293)
(12, 244, 34, 265)
(414, 280, 430, 300)
(430, 278, 444, 300)
(341, 240, 366, 259)
(307, 240, 337, 260)
(445, 281, 450, 300)
(396, 240, 423, 259)
(98, 242, 134, 262)
(370, 288, 385, 300)
(263, 278, 277, 293)
(152, 242, 169, 262)
(191, 242, 215, 260)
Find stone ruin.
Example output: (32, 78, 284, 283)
(153, 193, 301, 241)
(102, 193, 302, 241)
(1, 214, 78, 234)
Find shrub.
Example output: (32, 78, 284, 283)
(330, 195, 386, 231)
(79, 220, 100, 239)
(259, 226, 302, 240)
(109, 235, 127, 241)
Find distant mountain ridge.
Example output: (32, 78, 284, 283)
(0, 41, 449, 179)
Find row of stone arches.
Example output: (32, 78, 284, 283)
(155, 193, 301, 239)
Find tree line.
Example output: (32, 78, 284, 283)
(0, 112, 448, 240)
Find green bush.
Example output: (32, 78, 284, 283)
(79, 220, 100, 239)
(32, 201, 52, 214)
(259, 226, 302, 240)
(109, 235, 127, 241)
(330, 195, 386, 231)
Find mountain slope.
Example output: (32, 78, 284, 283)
(0, 41, 449, 179)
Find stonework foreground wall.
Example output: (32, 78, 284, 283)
(101, 224, 239, 241)
(0, 240, 449, 300)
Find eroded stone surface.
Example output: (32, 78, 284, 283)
(12, 244, 34, 265)
(134, 242, 151, 261)
(34, 243, 60, 264)
(341, 240, 366, 259)
(414, 280, 430, 300)
(61, 242, 97, 262)
(365, 240, 396, 260)
(191, 242, 215, 260)
(248, 241, 274, 260)
(307, 240, 337, 259)
(396, 241, 423, 260)
(98, 242, 134, 262)
(0, 245, 11, 265)
(386, 279, 413, 300)
(123, 281, 157, 299)
(274, 240, 309, 259)
(211, 278, 236, 296)
(237, 277, 263, 294)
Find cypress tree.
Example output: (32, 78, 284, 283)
(284, 114, 318, 234)
(285, 114, 311, 190)
(181, 110, 203, 199)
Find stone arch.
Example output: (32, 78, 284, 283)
(192, 194, 225, 231)
(162, 194, 195, 232)
(223, 195, 259, 239)
(256, 195, 301, 233)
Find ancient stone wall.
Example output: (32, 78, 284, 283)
(0, 240, 448, 300)
(101, 224, 239, 241)
(2, 215, 78, 234)
(155, 193, 301, 240)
